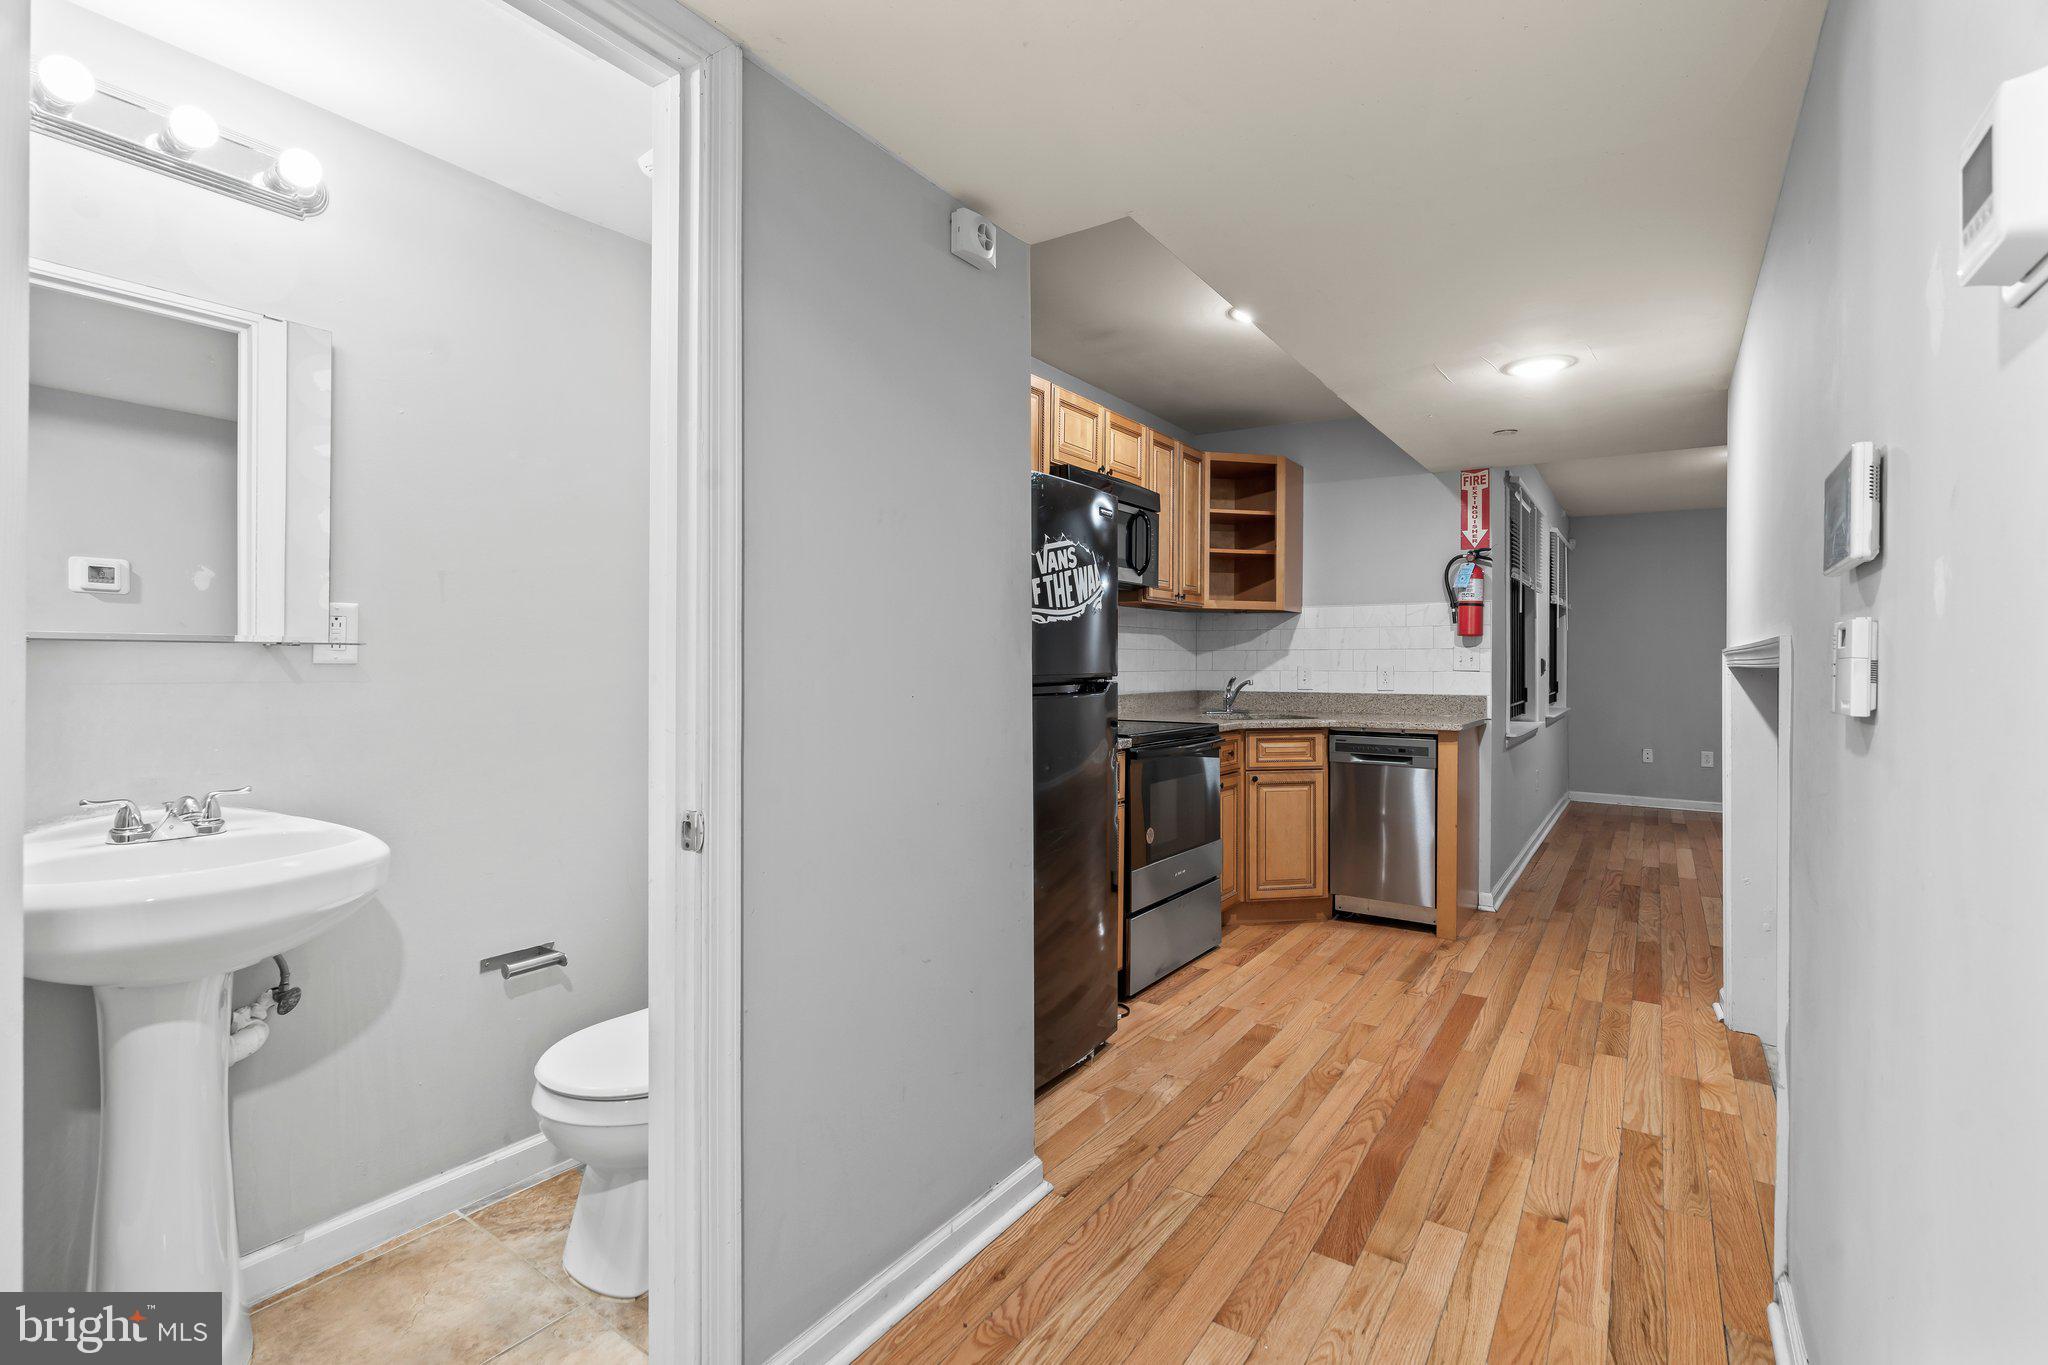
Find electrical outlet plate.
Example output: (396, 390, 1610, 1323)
(1297, 664, 1312, 690)
(1642, 748, 1655, 763)
(1376, 666, 1394, 691)
(1701, 751, 1715, 768)
(1452, 650, 1483, 672)
(314, 601, 359, 665)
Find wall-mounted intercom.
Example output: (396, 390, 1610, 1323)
(1822, 442, 1882, 576)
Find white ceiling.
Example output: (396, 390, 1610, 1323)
(63, 0, 652, 241)
(1033, 218, 1351, 434)
(1538, 446, 1727, 518)
(688, 0, 1826, 508)
(30, 283, 238, 421)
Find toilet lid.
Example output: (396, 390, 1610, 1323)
(535, 1009, 648, 1100)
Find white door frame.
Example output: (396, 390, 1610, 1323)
(1721, 634, 1797, 1343)
(500, 3, 744, 1361)
(2, 0, 31, 1297)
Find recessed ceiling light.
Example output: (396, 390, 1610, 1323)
(1502, 354, 1578, 380)
(1227, 306, 1255, 325)
(1493, 428, 1519, 437)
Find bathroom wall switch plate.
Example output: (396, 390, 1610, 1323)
(314, 602, 359, 665)
(1642, 748, 1655, 763)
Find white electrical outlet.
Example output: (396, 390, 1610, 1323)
(1701, 750, 1715, 768)
(1376, 665, 1394, 691)
(1453, 650, 1483, 672)
(1641, 747, 1655, 763)
(1296, 665, 1313, 690)
(315, 602, 359, 665)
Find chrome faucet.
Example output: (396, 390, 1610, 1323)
(1221, 677, 1256, 714)
(79, 786, 250, 845)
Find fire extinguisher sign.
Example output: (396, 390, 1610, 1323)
(1460, 469, 1491, 551)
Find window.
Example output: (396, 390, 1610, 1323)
(1547, 528, 1569, 711)
(1506, 476, 1540, 722)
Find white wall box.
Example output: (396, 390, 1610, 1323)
(1831, 616, 1878, 718)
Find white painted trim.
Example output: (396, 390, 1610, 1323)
(238, 1135, 571, 1304)
(1723, 635, 1784, 669)
(1478, 792, 1569, 910)
(502, 6, 744, 1364)
(1, 0, 28, 1289)
(764, 1158, 1051, 1365)
(1565, 790, 1723, 813)
(1769, 1274, 1811, 1365)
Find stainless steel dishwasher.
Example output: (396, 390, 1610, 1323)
(1328, 732, 1436, 926)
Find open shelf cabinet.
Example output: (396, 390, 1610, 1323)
(1204, 453, 1303, 612)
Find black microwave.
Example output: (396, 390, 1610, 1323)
(1050, 462, 1160, 590)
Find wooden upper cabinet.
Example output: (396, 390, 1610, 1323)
(1243, 767, 1328, 900)
(1050, 387, 1105, 472)
(1204, 452, 1304, 612)
(1142, 429, 1180, 606)
(1103, 410, 1147, 484)
(1027, 374, 1052, 474)
(1176, 444, 1207, 603)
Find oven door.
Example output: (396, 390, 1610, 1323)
(1126, 738, 1221, 904)
(1115, 500, 1159, 590)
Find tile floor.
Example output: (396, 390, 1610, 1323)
(250, 1169, 646, 1363)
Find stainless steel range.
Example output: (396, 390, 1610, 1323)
(1117, 719, 1223, 995)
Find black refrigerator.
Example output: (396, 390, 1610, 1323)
(1031, 471, 1120, 1088)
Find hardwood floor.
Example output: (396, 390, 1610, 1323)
(861, 802, 1773, 1365)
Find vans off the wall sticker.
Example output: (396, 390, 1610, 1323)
(1031, 535, 1108, 623)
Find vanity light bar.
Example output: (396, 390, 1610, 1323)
(28, 55, 328, 219)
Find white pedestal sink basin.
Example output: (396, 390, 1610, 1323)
(24, 809, 389, 1365)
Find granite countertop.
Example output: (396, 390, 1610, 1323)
(1116, 691, 1488, 746)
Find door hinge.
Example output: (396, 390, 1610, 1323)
(680, 810, 706, 852)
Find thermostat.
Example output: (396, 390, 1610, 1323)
(67, 555, 129, 594)
(1822, 442, 1882, 576)
(1831, 616, 1878, 718)
(1960, 64, 2048, 304)
(950, 207, 998, 271)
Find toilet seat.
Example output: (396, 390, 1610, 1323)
(535, 1008, 647, 1101)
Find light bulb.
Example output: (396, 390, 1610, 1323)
(1227, 305, 1256, 325)
(159, 105, 220, 157)
(1502, 354, 1578, 380)
(264, 147, 323, 197)
(31, 55, 96, 114)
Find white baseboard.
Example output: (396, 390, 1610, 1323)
(765, 1156, 1051, 1365)
(240, 1132, 572, 1303)
(1567, 790, 1723, 813)
(1769, 1273, 1810, 1364)
(1479, 793, 1570, 911)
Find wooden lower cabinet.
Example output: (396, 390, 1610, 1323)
(1219, 766, 1242, 907)
(1243, 767, 1328, 900)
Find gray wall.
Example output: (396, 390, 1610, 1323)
(1, 0, 27, 1289)
(27, 386, 238, 635)
(1566, 509, 1726, 804)
(1486, 467, 1568, 895)
(1196, 417, 1458, 607)
(24, 3, 649, 1285)
(741, 62, 1035, 1363)
(1728, 0, 2048, 1357)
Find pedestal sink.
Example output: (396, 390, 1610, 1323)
(24, 809, 390, 1365)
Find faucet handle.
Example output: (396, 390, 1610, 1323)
(196, 786, 251, 833)
(80, 798, 151, 844)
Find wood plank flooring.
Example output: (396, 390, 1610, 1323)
(861, 803, 1772, 1365)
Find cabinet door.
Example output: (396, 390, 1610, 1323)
(1143, 428, 1179, 605)
(1177, 444, 1207, 602)
(1104, 410, 1147, 484)
(1244, 768, 1327, 900)
(1051, 387, 1105, 471)
(1219, 767, 1242, 907)
(1028, 375, 1052, 474)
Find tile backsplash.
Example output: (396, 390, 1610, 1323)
(1118, 602, 1489, 698)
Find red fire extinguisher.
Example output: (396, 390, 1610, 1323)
(1456, 560, 1486, 638)
(1446, 469, 1492, 640)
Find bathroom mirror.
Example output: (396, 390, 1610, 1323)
(26, 261, 334, 643)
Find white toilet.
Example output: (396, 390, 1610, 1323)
(531, 1008, 649, 1298)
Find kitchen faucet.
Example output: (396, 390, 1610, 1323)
(79, 786, 251, 845)
(1221, 677, 1256, 714)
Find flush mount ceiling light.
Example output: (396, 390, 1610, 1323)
(1502, 354, 1578, 380)
(1227, 305, 1256, 325)
(30, 54, 95, 114)
(26, 56, 328, 218)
